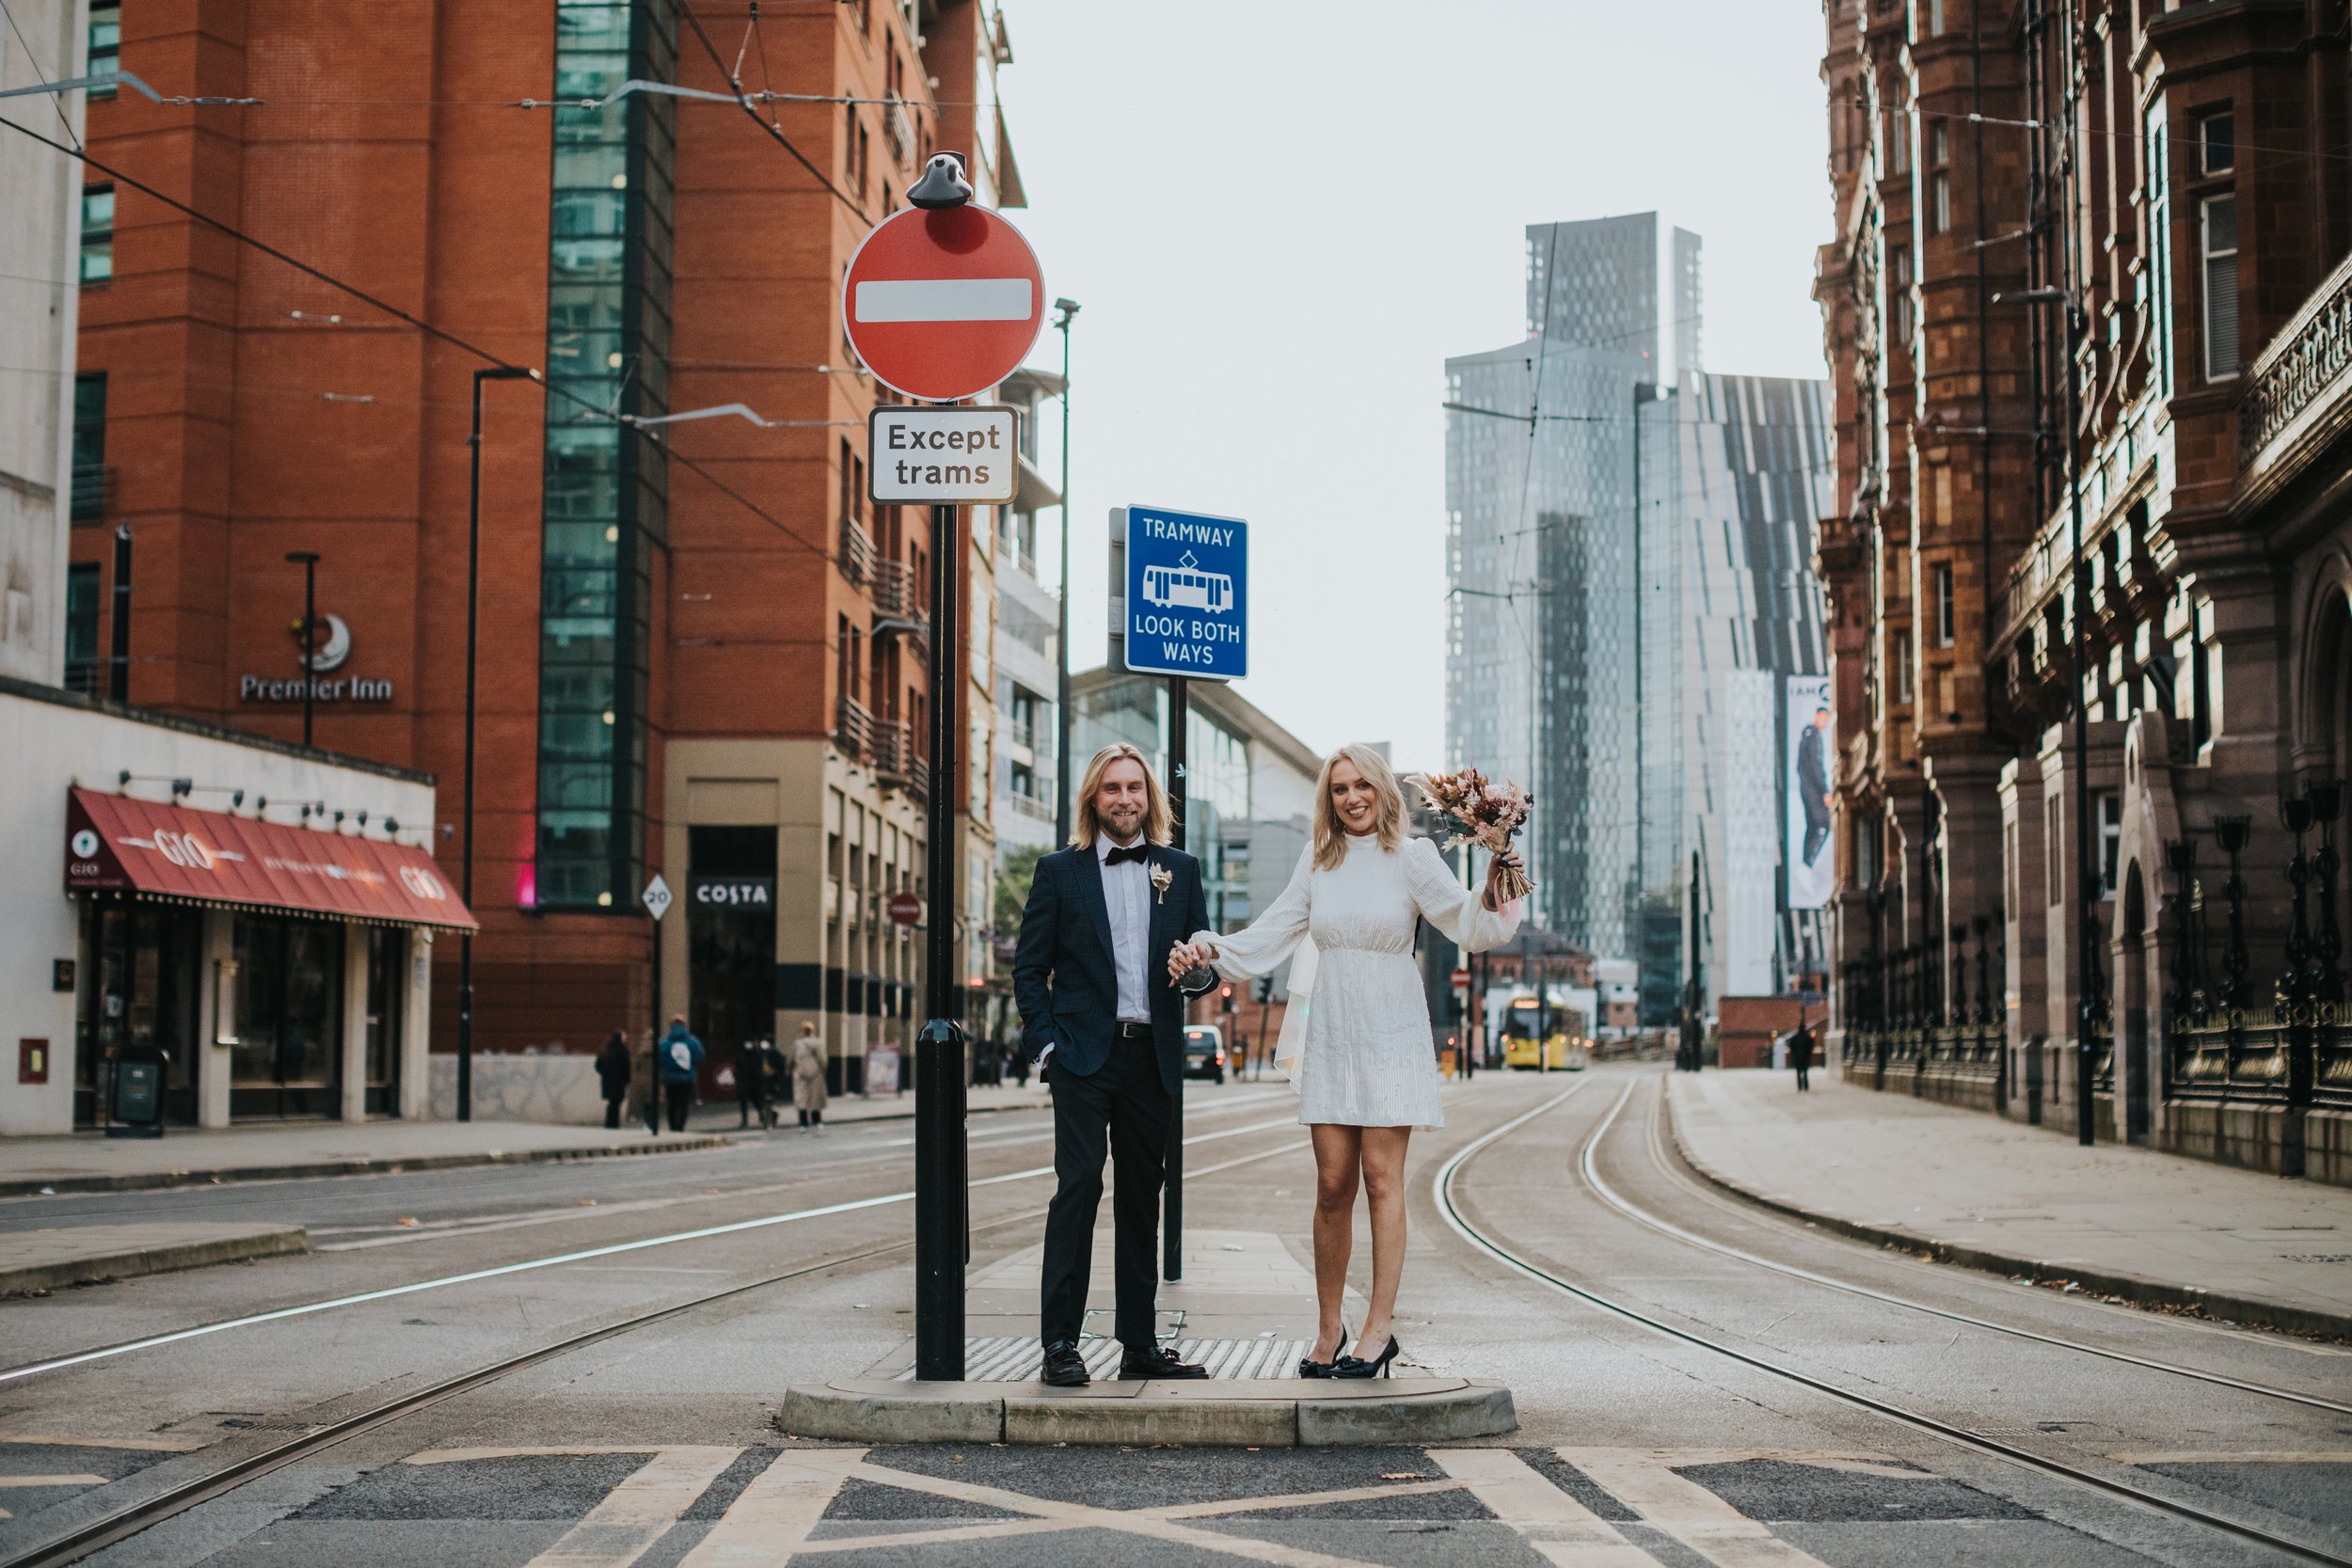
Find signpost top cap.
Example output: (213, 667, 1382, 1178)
(907, 152, 973, 210)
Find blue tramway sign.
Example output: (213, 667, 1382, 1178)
(1122, 503, 1248, 681)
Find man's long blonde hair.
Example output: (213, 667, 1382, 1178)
(1070, 742, 1173, 848)
(1311, 743, 1407, 869)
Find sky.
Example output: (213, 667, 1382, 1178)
(995, 0, 1834, 771)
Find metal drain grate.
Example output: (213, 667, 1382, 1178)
(895, 1337, 1311, 1382)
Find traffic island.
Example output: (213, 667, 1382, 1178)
(0, 1221, 308, 1297)
(776, 1228, 1518, 1447)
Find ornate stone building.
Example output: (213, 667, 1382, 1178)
(1816, 0, 2352, 1184)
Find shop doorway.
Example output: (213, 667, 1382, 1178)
(74, 901, 201, 1128)
(233, 914, 346, 1119)
(688, 826, 777, 1101)
(363, 927, 406, 1116)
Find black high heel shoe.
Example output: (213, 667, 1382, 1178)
(1332, 1335, 1401, 1379)
(1297, 1325, 1350, 1379)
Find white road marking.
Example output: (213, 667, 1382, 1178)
(515, 1447, 742, 1568)
(1429, 1449, 1656, 1566)
(1559, 1449, 1839, 1568)
(0, 1117, 1306, 1386)
(853, 277, 1031, 323)
(0, 1474, 105, 1486)
(674, 1448, 866, 1567)
(2111, 1450, 2352, 1465)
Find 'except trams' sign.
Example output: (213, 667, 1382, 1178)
(867, 406, 1019, 505)
(1116, 504, 1248, 681)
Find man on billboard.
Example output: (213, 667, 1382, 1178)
(1798, 706, 1833, 868)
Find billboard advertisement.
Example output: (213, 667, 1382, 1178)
(1787, 675, 1835, 911)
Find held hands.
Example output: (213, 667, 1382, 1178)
(1167, 941, 1212, 983)
(1482, 847, 1524, 911)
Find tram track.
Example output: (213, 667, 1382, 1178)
(1435, 1073, 2352, 1568)
(0, 1123, 1318, 1568)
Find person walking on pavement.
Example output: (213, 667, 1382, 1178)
(596, 1029, 632, 1130)
(747, 1037, 787, 1131)
(656, 1015, 703, 1132)
(789, 1022, 829, 1132)
(1790, 1022, 1817, 1092)
(733, 1039, 766, 1130)
(1013, 742, 1213, 1388)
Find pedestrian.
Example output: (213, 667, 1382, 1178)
(1012, 742, 1213, 1387)
(1791, 1022, 1817, 1092)
(734, 1038, 770, 1130)
(1009, 1034, 1031, 1088)
(656, 1014, 704, 1132)
(1168, 743, 1524, 1380)
(641, 1030, 662, 1135)
(752, 1038, 788, 1130)
(596, 1029, 632, 1130)
(789, 1022, 829, 1132)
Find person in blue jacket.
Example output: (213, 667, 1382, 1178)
(656, 1015, 704, 1132)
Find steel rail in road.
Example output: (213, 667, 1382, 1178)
(1434, 1076, 2352, 1568)
(1595, 1077, 2352, 1416)
(0, 1104, 1306, 1387)
(0, 1129, 1315, 1568)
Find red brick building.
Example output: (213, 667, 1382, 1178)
(1817, 0, 2352, 1182)
(69, 0, 1039, 1103)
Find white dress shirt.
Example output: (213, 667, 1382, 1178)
(1098, 832, 1153, 1024)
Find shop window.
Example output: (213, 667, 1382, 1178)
(232, 915, 346, 1119)
(2200, 194, 2239, 380)
(75, 903, 201, 1128)
(80, 184, 113, 284)
(363, 928, 405, 1116)
(65, 562, 100, 692)
(2196, 108, 2233, 175)
(87, 3, 119, 95)
(688, 825, 777, 1085)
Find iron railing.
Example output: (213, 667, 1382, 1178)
(2240, 247, 2352, 470)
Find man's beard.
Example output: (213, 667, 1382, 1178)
(1104, 805, 1143, 838)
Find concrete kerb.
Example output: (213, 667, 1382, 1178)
(0, 1226, 308, 1298)
(0, 1134, 737, 1200)
(1661, 1090, 2352, 1343)
(776, 1378, 1517, 1448)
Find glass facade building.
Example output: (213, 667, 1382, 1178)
(534, 0, 676, 910)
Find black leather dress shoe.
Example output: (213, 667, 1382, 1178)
(1119, 1344, 1209, 1380)
(1040, 1341, 1089, 1386)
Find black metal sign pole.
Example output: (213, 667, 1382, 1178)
(1164, 673, 1188, 1283)
(914, 498, 967, 1381)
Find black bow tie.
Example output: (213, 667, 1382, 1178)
(1104, 844, 1149, 867)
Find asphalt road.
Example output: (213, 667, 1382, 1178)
(0, 1066, 2344, 1567)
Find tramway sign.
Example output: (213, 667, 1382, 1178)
(842, 202, 1046, 403)
(1121, 504, 1248, 681)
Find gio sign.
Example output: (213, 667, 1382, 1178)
(1122, 504, 1248, 681)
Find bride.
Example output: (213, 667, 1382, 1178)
(1168, 743, 1522, 1378)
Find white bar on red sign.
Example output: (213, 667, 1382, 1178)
(854, 277, 1034, 324)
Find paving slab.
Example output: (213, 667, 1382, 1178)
(0, 1221, 307, 1297)
(1667, 1069, 2352, 1338)
(0, 1121, 734, 1198)
(778, 1227, 1518, 1446)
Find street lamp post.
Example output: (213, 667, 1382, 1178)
(460, 365, 537, 1125)
(1998, 284, 2101, 1146)
(284, 551, 320, 748)
(1051, 298, 1079, 846)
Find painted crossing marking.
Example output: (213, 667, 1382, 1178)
(1431, 1449, 1657, 1566)
(409, 1447, 742, 1568)
(673, 1449, 866, 1567)
(1560, 1449, 1839, 1568)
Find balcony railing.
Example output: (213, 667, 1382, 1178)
(1995, 394, 2158, 649)
(870, 558, 927, 626)
(838, 516, 876, 586)
(834, 693, 872, 757)
(870, 718, 927, 800)
(2241, 246, 2352, 476)
(1008, 791, 1055, 822)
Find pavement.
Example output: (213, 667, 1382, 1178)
(0, 1221, 307, 1297)
(1667, 1068, 2352, 1338)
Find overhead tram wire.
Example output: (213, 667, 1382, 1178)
(680, 1, 871, 227)
(0, 116, 845, 571)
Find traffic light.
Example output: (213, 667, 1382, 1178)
(1220, 984, 1236, 1013)
(1253, 975, 1274, 1005)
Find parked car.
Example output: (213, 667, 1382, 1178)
(1184, 1025, 1227, 1084)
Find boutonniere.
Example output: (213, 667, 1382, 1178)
(1149, 863, 1173, 905)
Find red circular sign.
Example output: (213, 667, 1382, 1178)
(887, 891, 924, 927)
(842, 205, 1046, 402)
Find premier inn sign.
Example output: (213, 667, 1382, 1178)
(240, 610, 393, 703)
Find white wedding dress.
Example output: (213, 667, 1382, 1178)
(1193, 832, 1522, 1128)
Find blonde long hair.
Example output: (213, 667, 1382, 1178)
(1311, 743, 1407, 869)
(1070, 742, 1173, 848)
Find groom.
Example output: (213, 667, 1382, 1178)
(1013, 742, 1212, 1386)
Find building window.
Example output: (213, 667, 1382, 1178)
(2200, 194, 2239, 380)
(65, 562, 100, 692)
(1887, 110, 1910, 176)
(1889, 245, 1913, 343)
(1926, 121, 1951, 236)
(71, 371, 106, 519)
(2046, 795, 2064, 906)
(2197, 109, 2233, 175)
(2097, 790, 2122, 897)
(2146, 103, 2173, 399)
(80, 184, 113, 284)
(87, 3, 119, 95)
(1932, 562, 1955, 646)
(1891, 628, 1913, 704)
(1920, 0, 1945, 35)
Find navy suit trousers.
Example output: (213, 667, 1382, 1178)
(1040, 1032, 1170, 1350)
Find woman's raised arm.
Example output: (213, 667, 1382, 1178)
(1179, 846, 1314, 981)
(1403, 835, 1523, 953)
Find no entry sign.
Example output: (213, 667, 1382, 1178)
(843, 204, 1046, 402)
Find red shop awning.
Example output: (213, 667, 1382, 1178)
(64, 787, 478, 931)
